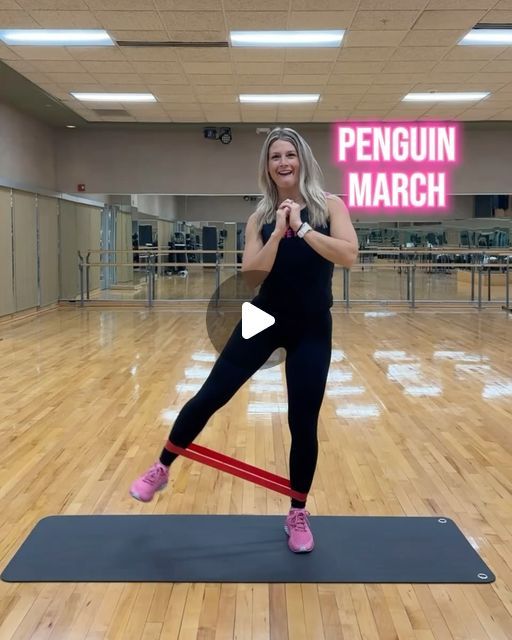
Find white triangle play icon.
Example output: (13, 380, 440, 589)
(242, 302, 275, 339)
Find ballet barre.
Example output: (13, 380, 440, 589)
(165, 441, 308, 502)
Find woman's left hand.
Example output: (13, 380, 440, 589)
(283, 199, 302, 233)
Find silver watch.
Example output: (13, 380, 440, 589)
(297, 222, 312, 238)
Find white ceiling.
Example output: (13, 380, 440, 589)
(2, 0, 512, 123)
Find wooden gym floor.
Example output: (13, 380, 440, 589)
(0, 306, 511, 639)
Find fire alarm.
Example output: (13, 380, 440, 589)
(78, 184, 86, 192)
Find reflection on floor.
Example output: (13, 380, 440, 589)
(1, 307, 511, 638)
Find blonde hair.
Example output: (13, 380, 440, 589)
(253, 127, 329, 234)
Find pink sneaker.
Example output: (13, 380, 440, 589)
(130, 461, 169, 502)
(284, 508, 314, 553)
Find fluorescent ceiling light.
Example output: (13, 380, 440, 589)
(71, 92, 156, 102)
(230, 30, 344, 47)
(240, 94, 319, 103)
(460, 28, 512, 45)
(403, 92, 489, 102)
(0, 29, 114, 46)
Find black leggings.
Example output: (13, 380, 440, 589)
(160, 308, 332, 501)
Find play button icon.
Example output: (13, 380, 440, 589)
(205, 269, 285, 369)
(242, 302, 275, 339)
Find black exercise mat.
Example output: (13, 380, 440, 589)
(1, 515, 494, 583)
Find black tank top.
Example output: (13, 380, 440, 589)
(253, 206, 334, 314)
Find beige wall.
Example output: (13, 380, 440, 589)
(13, 190, 38, 312)
(0, 102, 56, 192)
(0, 188, 14, 316)
(116, 210, 133, 285)
(59, 200, 102, 300)
(38, 196, 59, 307)
(0, 187, 61, 316)
(55, 125, 512, 196)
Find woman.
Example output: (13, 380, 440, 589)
(130, 127, 358, 553)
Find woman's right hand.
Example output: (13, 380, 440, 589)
(273, 202, 291, 237)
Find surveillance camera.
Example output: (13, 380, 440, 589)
(204, 127, 218, 140)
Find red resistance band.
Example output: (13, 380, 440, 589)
(165, 441, 308, 503)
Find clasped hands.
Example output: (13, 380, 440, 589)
(275, 199, 303, 237)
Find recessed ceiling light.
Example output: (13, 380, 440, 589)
(230, 30, 344, 47)
(459, 28, 512, 45)
(402, 92, 489, 102)
(0, 29, 114, 46)
(66, 125, 76, 128)
(71, 92, 157, 102)
(240, 94, 320, 103)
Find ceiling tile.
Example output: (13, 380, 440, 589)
(194, 84, 237, 95)
(319, 95, 361, 108)
(0, 10, 39, 26)
(19, 0, 88, 8)
(91, 72, 145, 84)
(285, 48, 340, 62)
(237, 79, 283, 89)
(0, 0, 25, 8)
(282, 74, 330, 84)
(401, 29, 465, 46)
(143, 73, 189, 85)
(293, 0, 358, 9)
(47, 71, 97, 83)
(392, 46, 448, 61)
(6, 59, 36, 72)
(80, 60, 135, 74)
(433, 60, 488, 73)
(189, 74, 235, 85)
(444, 46, 503, 61)
(284, 62, 333, 74)
(32, 59, 86, 73)
(344, 30, 407, 47)
(332, 61, 386, 74)
(120, 47, 178, 62)
(413, 10, 487, 29)
(167, 30, 226, 41)
(54, 82, 104, 92)
(13, 46, 74, 60)
(481, 60, 512, 73)
(425, 0, 495, 7)
(384, 60, 437, 73)
(95, 11, 164, 30)
(154, 95, 197, 104)
(339, 47, 395, 61)
(108, 31, 169, 41)
(178, 49, 229, 62)
(235, 62, 282, 75)
(29, 10, 100, 28)
(161, 11, 225, 31)
(359, 0, 425, 7)
(230, 49, 286, 62)
(86, 0, 155, 8)
(155, 0, 222, 8)
(225, 11, 287, 29)
(351, 10, 419, 30)
(147, 85, 193, 95)
(131, 60, 183, 74)
(0, 43, 18, 60)
(182, 62, 233, 74)
(365, 83, 414, 93)
(223, 0, 289, 8)
(70, 47, 127, 61)
(288, 11, 353, 29)
(483, 9, 512, 21)
(327, 74, 375, 85)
